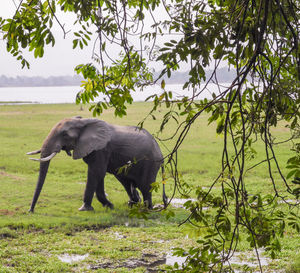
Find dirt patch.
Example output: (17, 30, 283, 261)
(0, 209, 15, 216)
(0, 171, 24, 181)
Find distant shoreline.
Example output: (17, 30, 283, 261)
(0, 84, 80, 88)
(0, 68, 236, 88)
(0, 75, 83, 88)
(0, 101, 39, 105)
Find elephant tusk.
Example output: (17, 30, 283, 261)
(26, 149, 41, 155)
(29, 158, 42, 161)
(29, 152, 57, 162)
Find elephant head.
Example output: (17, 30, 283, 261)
(27, 117, 111, 212)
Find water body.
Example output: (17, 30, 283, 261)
(0, 83, 227, 104)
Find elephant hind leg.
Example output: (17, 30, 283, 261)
(128, 184, 141, 207)
(138, 177, 153, 209)
(141, 189, 153, 209)
(115, 175, 141, 205)
(138, 168, 156, 209)
(129, 182, 141, 202)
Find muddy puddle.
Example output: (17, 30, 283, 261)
(89, 252, 188, 270)
(228, 248, 272, 271)
(58, 249, 272, 271)
(90, 253, 167, 270)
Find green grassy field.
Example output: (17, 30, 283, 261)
(0, 103, 299, 272)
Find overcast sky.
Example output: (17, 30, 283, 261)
(0, 1, 199, 78)
(0, 1, 96, 77)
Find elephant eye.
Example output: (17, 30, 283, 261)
(62, 129, 78, 140)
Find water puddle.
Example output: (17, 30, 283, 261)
(229, 256, 269, 267)
(165, 248, 272, 270)
(90, 251, 187, 270)
(228, 249, 272, 271)
(114, 232, 126, 240)
(58, 253, 89, 264)
(170, 198, 197, 208)
(88, 248, 272, 271)
(278, 199, 299, 205)
(165, 252, 187, 267)
(170, 198, 208, 210)
(90, 253, 166, 270)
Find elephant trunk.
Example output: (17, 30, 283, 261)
(29, 160, 50, 213)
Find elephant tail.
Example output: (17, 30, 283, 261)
(161, 165, 168, 208)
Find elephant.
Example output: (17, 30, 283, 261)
(27, 116, 167, 212)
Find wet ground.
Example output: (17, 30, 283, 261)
(58, 252, 168, 271)
(56, 197, 288, 272)
(57, 248, 274, 272)
(58, 253, 90, 263)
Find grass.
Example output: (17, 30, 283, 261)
(0, 103, 299, 272)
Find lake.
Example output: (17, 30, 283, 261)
(0, 84, 226, 104)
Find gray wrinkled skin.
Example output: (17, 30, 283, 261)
(28, 117, 166, 212)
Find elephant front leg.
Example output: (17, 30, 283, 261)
(95, 178, 114, 209)
(79, 167, 99, 211)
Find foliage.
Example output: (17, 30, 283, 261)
(1, 0, 299, 272)
(75, 52, 153, 117)
(286, 252, 300, 273)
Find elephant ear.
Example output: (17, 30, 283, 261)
(73, 119, 112, 160)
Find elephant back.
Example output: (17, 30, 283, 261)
(110, 125, 163, 163)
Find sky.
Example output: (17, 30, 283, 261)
(0, 0, 174, 77)
(0, 1, 205, 78)
(0, 1, 96, 77)
(0, 1, 187, 78)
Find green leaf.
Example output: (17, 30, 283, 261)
(72, 39, 78, 49)
(287, 169, 298, 179)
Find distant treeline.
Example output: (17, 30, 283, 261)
(0, 75, 83, 87)
(156, 67, 236, 84)
(0, 67, 235, 87)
